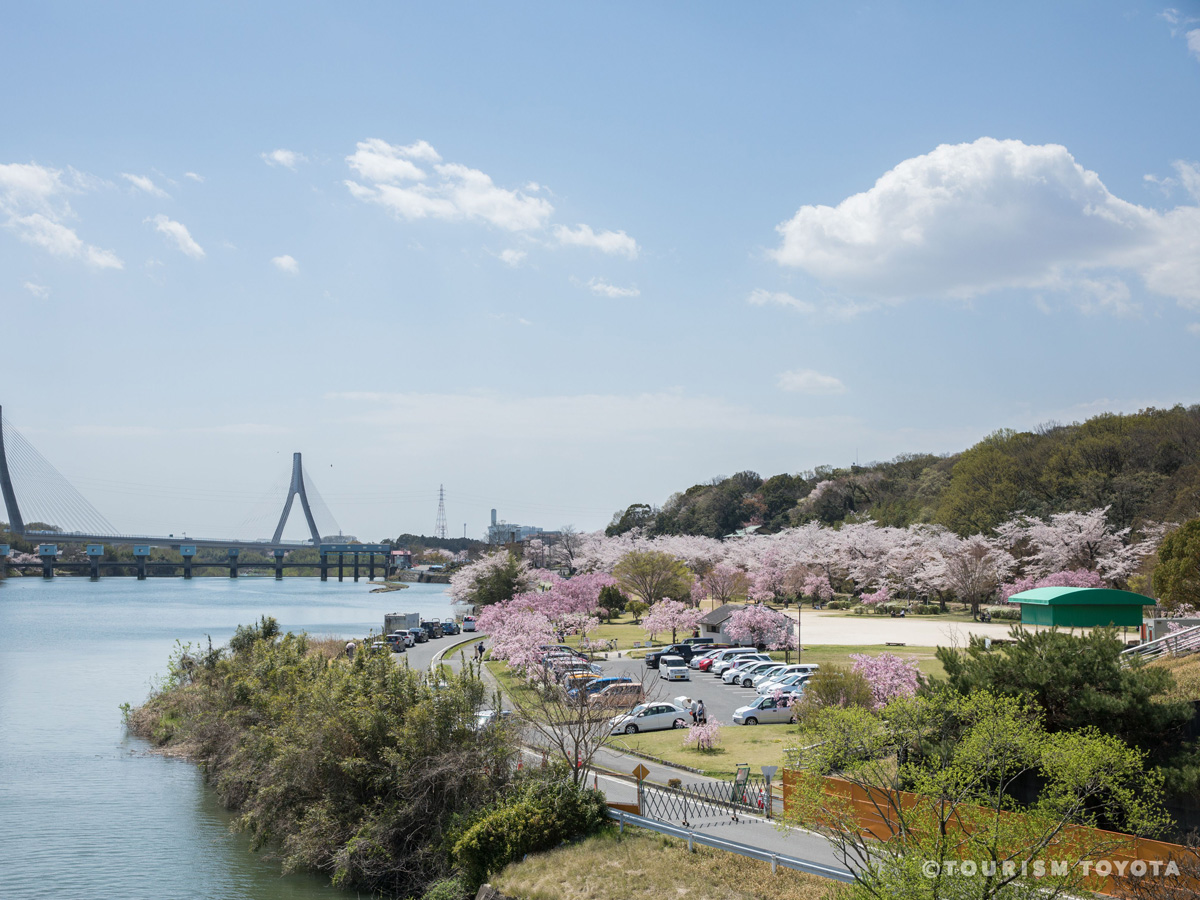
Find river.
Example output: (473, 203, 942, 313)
(0, 576, 457, 900)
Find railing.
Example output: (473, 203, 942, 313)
(605, 807, 854, 882)
(1121, 624, 1200, 662)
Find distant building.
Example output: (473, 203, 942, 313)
(486, 508, 543, 545)
(390, 549, 413, 569)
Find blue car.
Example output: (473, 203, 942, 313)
(566, 675, 633, 704)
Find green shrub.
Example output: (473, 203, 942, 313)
(826, 599, 857, 610)
(912, 604, 941, 615)
(984, 605, 1022, 620)
(453, 769, 608, 888)
(420, 875, 469, 900)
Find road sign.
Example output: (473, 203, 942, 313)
(761, 765, 778, 781)
(632, 764, 650, 782)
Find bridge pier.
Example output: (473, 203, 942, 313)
(181, 545, 195, 579)
(38, 544, 57, 579)
(87, 544, 103, 580)
(228, 548, 239, 578)
(319, 551, 328, 581)
(369, 553, 376, 581)
(353, 551, 360, 582)
(134, 545, 150, 580)
(274, 549, 285, 580)
(337, 552, 344, 582)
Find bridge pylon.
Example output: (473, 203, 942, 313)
(272, 452, 323, 545)
(0, 405, 26, 535)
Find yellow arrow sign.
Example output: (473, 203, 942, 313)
(632, 763, 650, 782)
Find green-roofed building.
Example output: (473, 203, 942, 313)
(1006, 586, 1155, 628)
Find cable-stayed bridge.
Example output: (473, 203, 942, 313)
(0, 405, 388, 580)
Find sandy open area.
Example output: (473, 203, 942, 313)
(791, 608, 1027, 647)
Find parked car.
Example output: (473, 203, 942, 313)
(714, 653, 771, 678)
(368, 641, 391, 655)
(739, 663, 790, 688)
(566, 675, 632, 704)
(472, 709, 513, 731)
(707, 648, 763, 675)
(420, 621, 443, 639)
(557, 662, 603, 682)
(732, 694, 799, 726)
(539, 644, 589, 660)
(722, 658, 777, 684)
(644, 643, 700, 669)
(609, 701, 690, 735)
(658, 655, 690, 681)
(682, 637, 716, 646)
(462, 615, 477, 632)
(757, 671, 814, 695)
(753, 663, 819, 690)
(688, 646, 733, 669)
(588, 681, 645, 709)
(383, 632, 408, 653)
(408, 627, 428, 644)
(441, 619, 460, 635)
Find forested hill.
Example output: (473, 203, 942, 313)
(608, 405, 1200, 539)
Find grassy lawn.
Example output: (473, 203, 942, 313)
(606, 723, 797, 778)
(795, 643, 946, 680)
(1148, 654, 1200, 701)
(494, 829, 836, 900)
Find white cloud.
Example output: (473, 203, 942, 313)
(344, 138, 553, 232)
(147, 214, 204, 259)
(271, 254, 299, 274)
(777, 369, 847, 395)
(0, 162, 123, 269)
(261, 149, 307, 170)
(771, 138, 1200, 310)
(184, 172, 204, 182)
(121, 173, 169, 198)
(586, 277, 640, 298)
(1189, 29, 1200, 61)
(553, 223, 639, 259)
(23, 281, 49, 299)
(497, 248, 527, 267)
(747, 288, 816, 313)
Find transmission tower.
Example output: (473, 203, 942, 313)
(434, 484, 448, 539)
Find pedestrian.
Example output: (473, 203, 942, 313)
(345, 641, 355, 659)
(476, 641, 485, 661)
(696, 699, 707, 725)
(688, 697, 698, 723)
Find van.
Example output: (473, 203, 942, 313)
(421, 621, 443, 639)
(462, 615, 477, 632)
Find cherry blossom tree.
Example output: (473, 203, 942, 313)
(800, 572, 833, 605)
(448, 550, 537, 607)
(613, 549, 693, 607)
(701, 563, 750, 606)
(848, 652, 922, 709)
(725, 604, 797, 659)
(640, 599, 703, 644)
(938, 534, 1016, 618)
(859, 585, 890, 606)
(994, 507, 1158, 583)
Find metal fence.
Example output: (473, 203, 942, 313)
(640, 776, 774, 828)
(606, 807, 854, 882)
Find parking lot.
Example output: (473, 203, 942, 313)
(592, 653, 798, 732)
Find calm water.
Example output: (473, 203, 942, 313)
(0, 576, 455, 900)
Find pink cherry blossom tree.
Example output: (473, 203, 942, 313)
(998, 568, 1106, 602)
(848, 652, 921, 709)
(725, 604, 798, 659)
(640, 599, 703, 644)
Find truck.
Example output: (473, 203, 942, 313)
(384, 612, 422, 635)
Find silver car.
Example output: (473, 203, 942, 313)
(721, 657, 774, 684)
(732, 694, 799, 726)
(610, 701, 690, 735)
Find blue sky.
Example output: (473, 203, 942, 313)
(2, 2, 1199, 542)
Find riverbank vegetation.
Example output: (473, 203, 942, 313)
(126, 617, 607, 899)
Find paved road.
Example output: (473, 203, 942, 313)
(446, 638, 853, 880)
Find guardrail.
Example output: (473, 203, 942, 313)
(1121, 624, 1200, 662)
(605, 807, 854, 883)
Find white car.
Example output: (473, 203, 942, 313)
(757, 671, 814, 695)
(610, 701, 690, 735)
(658, 655, 690, 681)
(721, 657, 773, 683)
(732, 694, 799, 726)
(749, 663, 815, 689)
(713, 652, 769, 676)
(729, 657, 787, 686)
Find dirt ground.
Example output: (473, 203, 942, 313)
(792, 608, 1031, 646)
